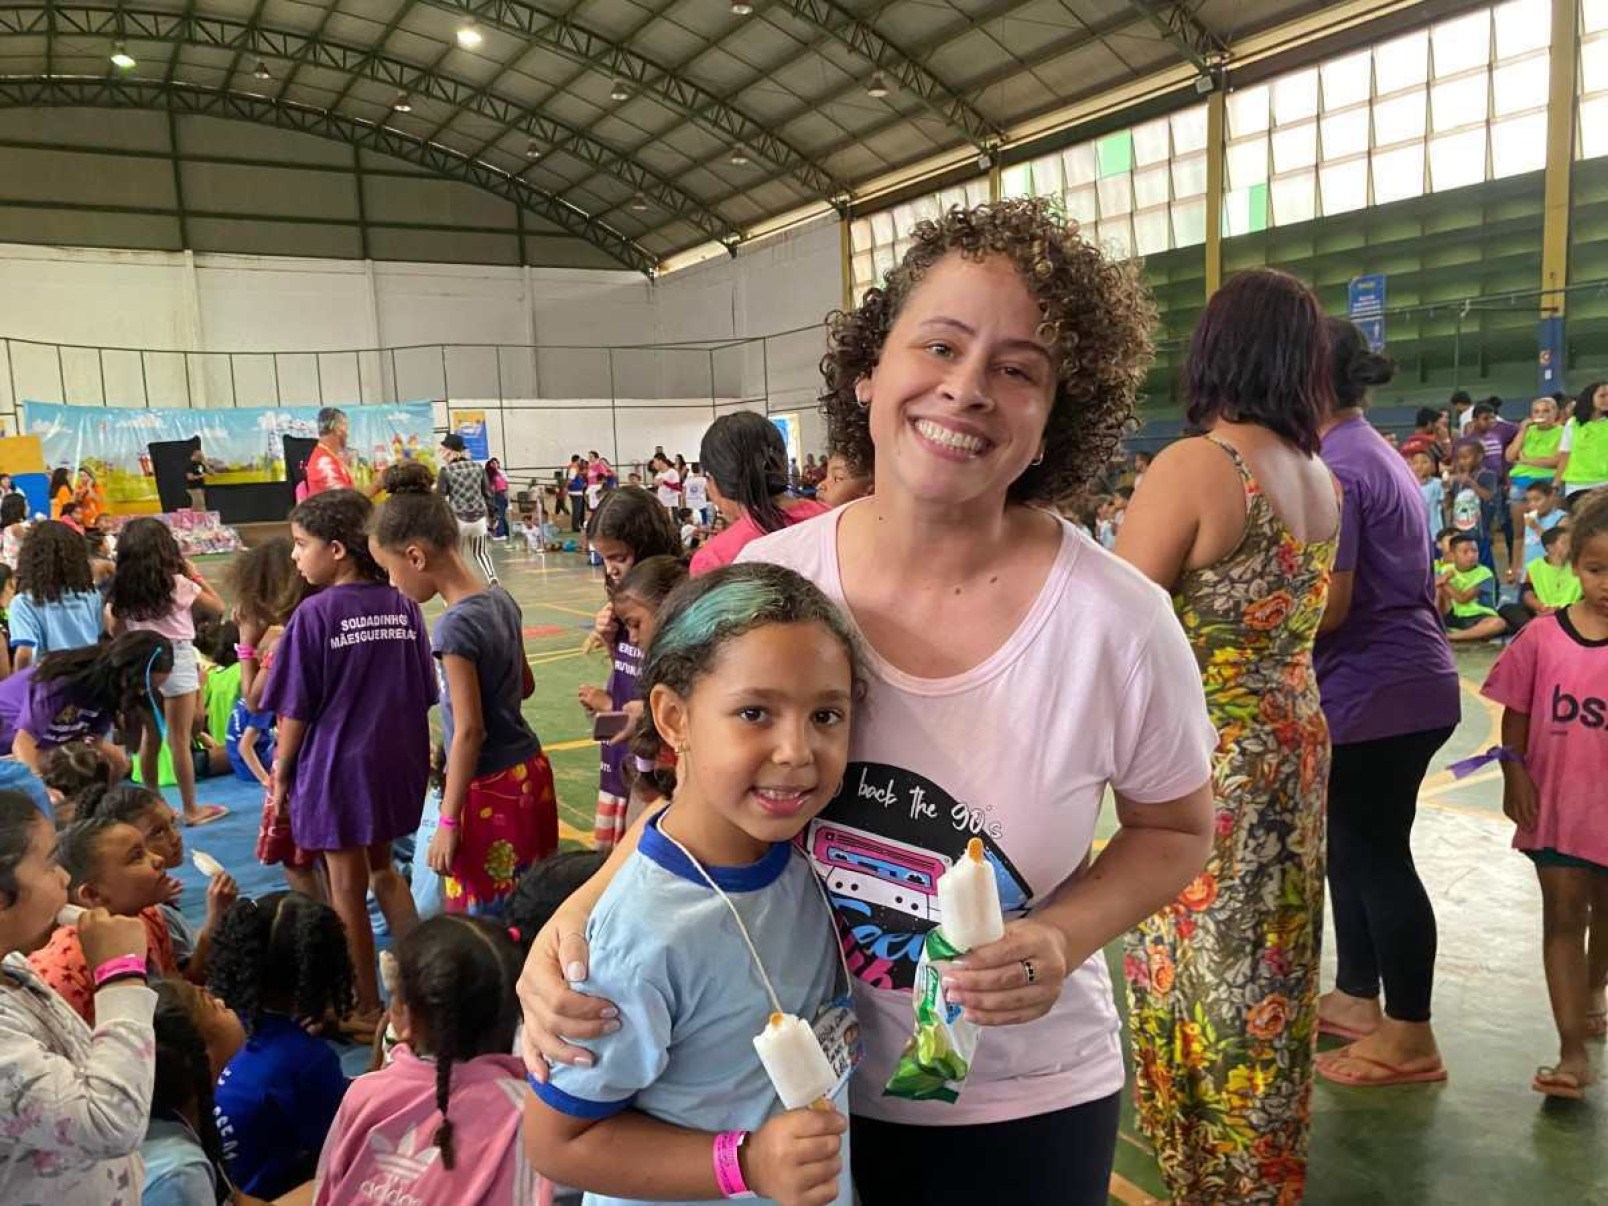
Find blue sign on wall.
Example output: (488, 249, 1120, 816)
(1348, 273, 1387, 352)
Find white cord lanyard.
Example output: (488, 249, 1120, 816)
(653, 821, 851, 1013)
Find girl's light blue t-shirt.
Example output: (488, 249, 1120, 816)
(532, 811, 852, 1206)
(8, 590, 103, 653)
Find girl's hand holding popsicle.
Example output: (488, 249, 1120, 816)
(743, 1107, 847, 1206)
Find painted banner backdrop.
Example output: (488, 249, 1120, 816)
(23, 401, 438, 511)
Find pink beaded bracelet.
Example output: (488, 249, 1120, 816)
(437, 813, 459, 830)
(92, 954, 148, 988)
(713, 1130, 755, 1199)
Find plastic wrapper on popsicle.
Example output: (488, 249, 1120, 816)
(884, 838, 1005, 1104)
(754, 1011, 839, 1111)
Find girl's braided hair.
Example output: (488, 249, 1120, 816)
(394, 915, 524, 1171)
(207, 890, 356, 1025)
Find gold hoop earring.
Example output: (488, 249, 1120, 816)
(1030, 449, 1045, 467)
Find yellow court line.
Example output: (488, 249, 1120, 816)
(558, 818, 590, 845)
(528, 600, 603, 620)
(546, 736, 597, 754)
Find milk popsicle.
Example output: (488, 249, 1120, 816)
(935, 838, 1004, 951)
(57, 903, 84, 925)
(753, 1011, 837, 1111)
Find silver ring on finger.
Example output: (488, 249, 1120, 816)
(1021, 957, 1038, 986)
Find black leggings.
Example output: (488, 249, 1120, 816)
(1327, 725, 1456, 1023)
(852, 1092, 1120, 1206)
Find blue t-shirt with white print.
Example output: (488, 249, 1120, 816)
(530, 810, 852, 1206)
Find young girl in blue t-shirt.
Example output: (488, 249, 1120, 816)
(207, 890, 354, 1199)
(370, 463, 556, 918)
(525, 562, 859, 1206)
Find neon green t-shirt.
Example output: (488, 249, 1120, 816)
(1448, 565, 1498, 618)
(203, 661, 241, 744)
(1563, 418, 1608, 486)
(1514, 423, 1563, 481)
(1527, 560, 1584, 609)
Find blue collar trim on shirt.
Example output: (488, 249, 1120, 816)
(639, 809, 792, 892)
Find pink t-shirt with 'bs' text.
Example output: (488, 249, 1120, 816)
(313, 1046, 549, 1206)
(1481, 609, 1608, 867)
(738, 503, 1217, 1126)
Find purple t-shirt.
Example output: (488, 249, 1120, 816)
(597, 633, 643, 799)
(1479, 419, 1519, 478)
(1316, 416, 1461, 745)
(260, 582, 437, 850)
(0, 666, 112, 755)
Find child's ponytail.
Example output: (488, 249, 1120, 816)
(34, 631, 173, 732)
(371, 463, 459, 553)
(394, 915, 525, 1171)
(208, 891, 356, 1026)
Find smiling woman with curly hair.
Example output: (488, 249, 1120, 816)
(514, 197, 1216, 1206)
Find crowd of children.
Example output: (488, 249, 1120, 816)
(0, 398, 1600, 1206)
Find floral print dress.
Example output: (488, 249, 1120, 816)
(1124, 438, 1337, 1206)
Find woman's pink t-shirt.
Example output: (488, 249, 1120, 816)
(1482, 609, 1608, 867)
(689, 499, 831, 576)
(314, 1046, 548, 1206)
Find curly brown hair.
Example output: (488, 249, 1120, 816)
(819, 196, 1155, 503)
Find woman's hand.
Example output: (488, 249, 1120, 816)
(516, 918, 621, 1081)
(937, 918, 1073, 1026)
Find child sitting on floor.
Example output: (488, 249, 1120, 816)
(139, 977, 256, 1206)
(314, 916, 549, 1205)
(1501, 525, 1583, 636)
(1439, 532, 1509, 643)
(27, 813, 180, 1024)
(207, 891, 354, 1200)
(37, 741, 116, 823)
(0, 790, 156, 1204)
(73, 781, 238, 985)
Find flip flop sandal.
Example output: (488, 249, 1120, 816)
(1318, 1015, 1380, 1042)
(183, 805, 229, 828)
(1315, 1046, 1448, 1088)
(1532, 1066, 1587, 1100)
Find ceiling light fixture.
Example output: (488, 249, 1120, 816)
(630, 192, 649, 211)
(730, 0, 754, 14)
(252, 59, 271, 80)
(456, 20, 484, 49)
(526, 139, 542, 159)
(110, 41, 136, 70)
(610, 79, 630, 101)
(866, 70, 889, 99)
(392, 91, 413, 113)
(729, 146, 750, 165)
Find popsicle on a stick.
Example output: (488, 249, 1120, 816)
(753, 1011, 837, 1111)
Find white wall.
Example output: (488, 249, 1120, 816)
(0, 215, 844, 465)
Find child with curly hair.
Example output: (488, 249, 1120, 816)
(107, 517, 228, 827)
(0, 790, 156, 1205)
(9, 519, 104, 671)
(314, 916, 547, 1205)
(262, 489, 435, 1020)
(207, 891, 354, 1200)
(369, 463, 555, 918)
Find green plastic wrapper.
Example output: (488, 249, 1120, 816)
(883, 926, 980, 1104)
